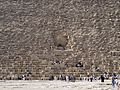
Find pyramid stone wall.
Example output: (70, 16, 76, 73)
(0, 0, 120, 79)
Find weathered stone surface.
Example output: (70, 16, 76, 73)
(0, 0, 120, 79)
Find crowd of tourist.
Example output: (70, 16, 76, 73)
(0, 72, 119, 88)
(48, 73, 119, 88)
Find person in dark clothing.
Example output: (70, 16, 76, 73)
(90, 76, 93, 82)
(100, 75, 105, 82)
(49, 75, 54, 80)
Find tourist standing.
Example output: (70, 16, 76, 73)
(90, 76, 93, 82)
(112, 73, 119, 88)
(112, 75, 116, 88)
(66, 75, 69, 82)
(100, 74, 105, 82)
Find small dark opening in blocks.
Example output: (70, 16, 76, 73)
(57, 44, 65, 50)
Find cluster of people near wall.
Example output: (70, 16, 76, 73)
(0, 73, 31, 80)
(49, 74, 76, 82)
(48, 73, 119, 88)
(79, 74, 108, 82)
(17, 74, 30, 80)
(0, 72, 119, 88)
(48, 74, 107, 82)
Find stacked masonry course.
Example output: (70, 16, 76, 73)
(0, 0, 120, 80)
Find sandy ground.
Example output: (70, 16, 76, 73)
(0, 80, 119, 90)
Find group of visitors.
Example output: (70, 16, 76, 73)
(49, 73, 119, 88)
(49, 74, 76, 82)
